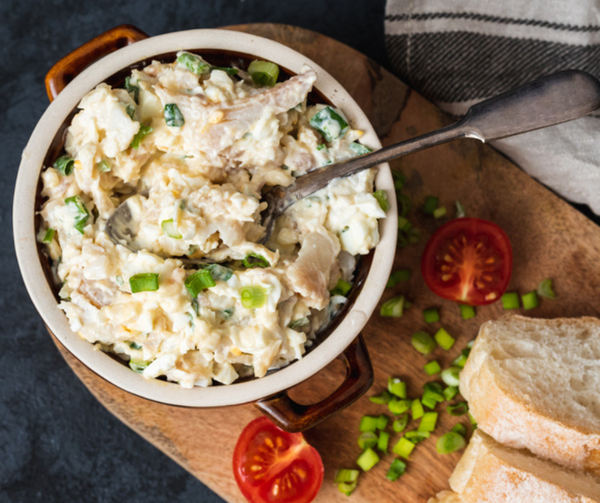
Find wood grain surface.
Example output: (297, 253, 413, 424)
(51, 23, 600, 503)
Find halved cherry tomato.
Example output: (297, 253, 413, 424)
(233, 417, 324, 503)
(421, 218, 512, 305)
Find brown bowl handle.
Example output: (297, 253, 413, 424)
(255, 334, 373, 433)
(45, 24, 149, 102)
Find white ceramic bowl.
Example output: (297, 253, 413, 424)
(13, 28, 397, 423)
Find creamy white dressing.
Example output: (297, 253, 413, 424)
(39, 54, 386, 388)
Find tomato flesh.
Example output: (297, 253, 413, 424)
(233, 417, 324, 503)
(421, 218, 512, 305)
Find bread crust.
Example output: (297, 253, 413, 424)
(460, 315, 600, 476)
(427, 490, 463, 503)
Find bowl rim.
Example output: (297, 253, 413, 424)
(13, 28, 397, 407)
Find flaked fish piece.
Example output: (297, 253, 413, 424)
(286, 230, 340, 310)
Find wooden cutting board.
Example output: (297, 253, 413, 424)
(51, 23, 600, 503)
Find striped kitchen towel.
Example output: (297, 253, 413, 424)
(385, 0, 600, 214)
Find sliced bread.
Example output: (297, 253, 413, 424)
(459, 315, 600, 475)
(449, 430, 600, 502)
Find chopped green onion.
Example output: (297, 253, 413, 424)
(309, 106, 349, 142)
(350, 142, 373, 155)
(356, 448, 380, 471)
(388, 399, 412, 415)
(124, 76, 139, 103)
(248, 60, 280, 87)
(433, 206, 447, 219)
(64, 195, 90, 234)
(452, 424, 468, 437)
(176, 52, 210, 75)
(443, 386, 459, 401)
(501, 292, 520, 310)
(434, 327, 455, 350)
(436, 432, 466, 454)
(373, 190, 390, 211)
(209, 66, 239, 76)
(441, 367, 461, 387)
(537, 278, 556, 299)
(455, 200, 466, 218)
(459, 304, 476, 320)
(97, 160, 111, 172)
(380, 295, 405, 317)
(335, 469, 359, 483)
(369, 390, 393, 405)
(453, 349, 470, 369)
(467, 340, 475, 349)
(393, 171, 406, 191)
(405, 430, 430, 443)
(129, 359, 149, 373)
(468, 412, 478, 428)
(397, 194, 411, 217)
(358, 432, 378, 449)
(316, 143, 327, 151)
(421, 395, 438, 410)
(338, 481, 357, 496)
(422, 196, 439, 215)
(164, 103, 185, 127)
(424, 360, 441, 375)
(522, 291, 539, 310)
(359, 415, 379, 433)
(331, 279, 352, 296)
(392, 437, 415, 459)
(240, 286, 268, 309)
(411, 331, 436, 355)
(161, 219, 182, 239)
(185, 269, 215, 297)
(242, 253, 270, 268)
(386, 458, 406, 481)
(387, 269, 411, 288)
(397, 216, 411, 231)
(388, 378, 407, 398)
(377, 414, 389, 430)
(129, 273, 159, 293)
(411, 399, 424, 419)
(423, 382, 445, 396)
(447, 402, 469, 416)
(128, 341, 142, 350)
(42, 228, 55, 244)
(418, 412, 438, 432)
(53, 155, 74, 176)
(130, 125, 153, 149)
(377, 431, 390, 453)
(423, 308, 440, 323)
(205, 264, 233, 282)
(407, 227, 421, 244)
(393, 415, 409, 432)
(126, 105, 135, 119)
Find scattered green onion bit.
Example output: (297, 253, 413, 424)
(161, 219, 182, 239)
(350, 142, 372, 155)
(64, 195, 90, 234)
(377, 414, 390, 430)
(501, 292, 520, 310)
(377, 431, 390, 453)
(388, 378, 407, 398)
(447, 402, 469, 416)
(380, 295, 405, 317)
(441, 367, 461, 387)
(373, 190, 390, 211)
(418, 412, 438, 432)
(97, 160, 111, 172)
(359, 415, 379, 433)
(124, 76, 139, 103)
(392, 437, 415, 459)
(422, 196, 439, 215)
(242, 253, 270, 268)
(433, 206, 447, 219)
(205, 264, 233, 282)
(42, 228, 55, 244)
(468, 412, 478, 428)
(387, 269, 411, 288)
(53, 155, 74, 176)
(129, 359, 149, 373)
(129, 273, 159, 293)
(393, 171, 406, 191)
(356, 448, 380, 471)
(537, 278, 556, 299)
(424, 360, 441, 375)
(176, 51, 210, 75)
(185, 269, 216, 297)
(397, 216, 411, 231)
(453, 349, 470, 369)
(411, 399, 424, 419)
(309, 106, 349, 142)
(423, 308, 440, 323)
(405, 430, 430, 443)
(386, 459, 406, 482)
(443, 386, 459, 401)
(209, 66, 239, 76)
(128, 341, 142, 350)
(434, 327, 456, 350)
(452, 424, 468, 437)
(388, 399, 412, 415)
(437, 432, 466, 454)
(522, 291, 539, 310)
(331, 279, 352, 297)
(397, 193, 411, 217)
(335, 469, 359, 484)
(126, 105, 136, 119)
(421, 395, 438, 410)
(338, 481, 358, 497)
(240, 286, 268, 309)
(358, 432, 378, 449)
(369, 390, 393, 405)
(248, 60, 280, 87)
(393, 415, 409, 432)
(459, 304, 476, 320)
(164, 103, 185, 127)
(130, 125, 153, 149)
(411, 331, 437, 355)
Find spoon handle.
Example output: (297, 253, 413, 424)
(291, 70, 600, 200)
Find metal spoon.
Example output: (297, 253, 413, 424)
(107, 70, 600, 255)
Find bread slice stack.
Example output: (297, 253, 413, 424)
(429, 315, 600, 503)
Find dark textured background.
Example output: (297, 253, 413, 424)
(1, 1, 387, 502)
